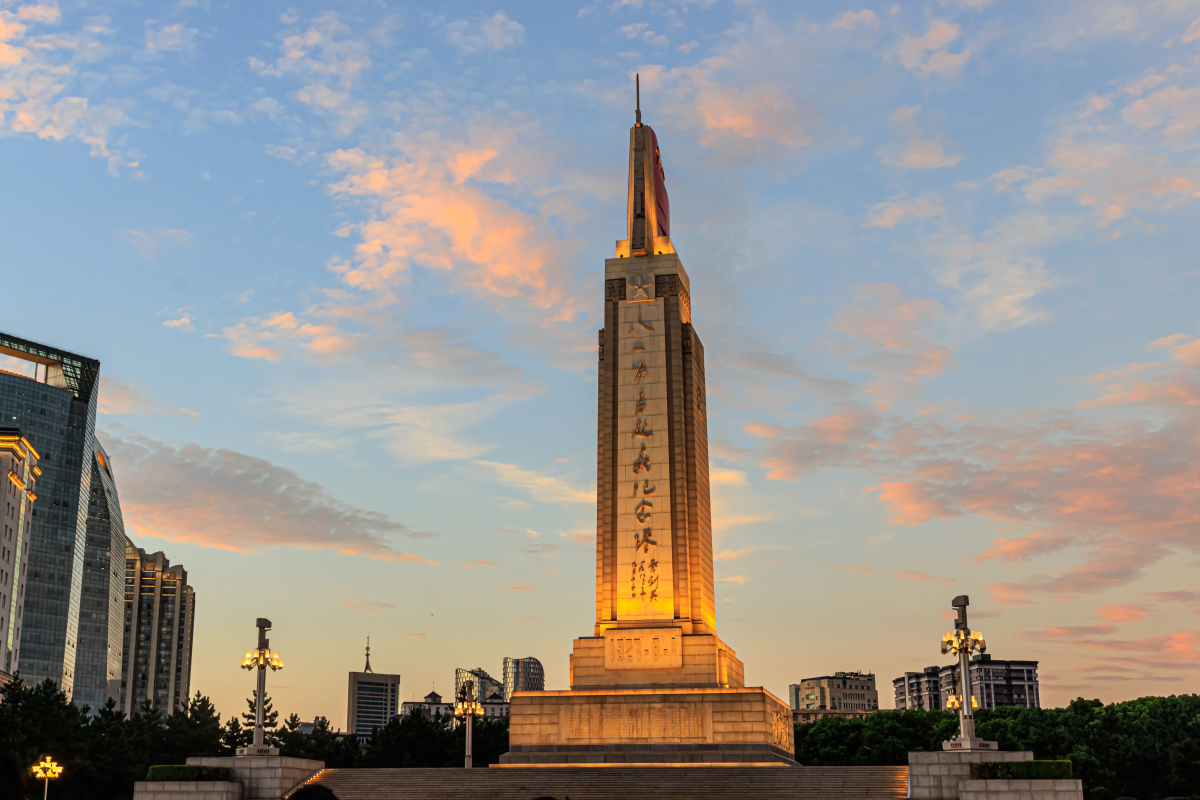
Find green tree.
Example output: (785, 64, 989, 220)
(277, 715, 360, 767)
(220, 717, 247, 754)
(241, 691, 279, 744)
(0, 677, 91, 798)
(360, 709, 456, 768)
(162, 693, 223, 764)
(85, 698, 144, 800)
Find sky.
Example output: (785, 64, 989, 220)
(3, 0, 1200, 729)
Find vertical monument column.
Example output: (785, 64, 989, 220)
(593, 115, 715, 640)
(503, 90, 794, 766)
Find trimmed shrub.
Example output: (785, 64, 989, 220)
(145, 765, 234, 782)
(970, 760, 1073, 780)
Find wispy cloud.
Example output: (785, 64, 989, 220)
(460, 558, 500, 569)
(895, 19, 971, 76)
(471, 460, 595, 505)
(103, 427, 440, 564)
(343, 599, 396, 612)
(117, 228, 192, 261)
(98, 376, 198, 418)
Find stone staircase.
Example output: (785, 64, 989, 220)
(299, 765, 909, 799)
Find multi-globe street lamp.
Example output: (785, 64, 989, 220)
(31, 756, 62, 800)
(453, 680, 485, 768)
(940, 595, 986, 743)
(239, 617, 283, 754)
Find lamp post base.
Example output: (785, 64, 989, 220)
(236, 745, 280, 756)
(941, 737, 998, 752)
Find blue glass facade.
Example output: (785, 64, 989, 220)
(74, 441, 128, 711)
(0, 332, 101, 701)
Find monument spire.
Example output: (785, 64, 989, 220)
(635, 73, 641, 125)
(619, 76, 672, 258)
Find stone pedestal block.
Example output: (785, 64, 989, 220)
(571, 633, 745, 690)
(907, 750, 1033, 800)
(501, 686, 794, 766)
(960, 778, 1084, 800)
(133, 781, 243, 800)
(185, 755, 323, 799)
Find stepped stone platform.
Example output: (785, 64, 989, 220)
(298, 765, 909, 799)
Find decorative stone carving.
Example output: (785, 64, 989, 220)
(605, 278, 627, 301)
(568, 706, 703, 740)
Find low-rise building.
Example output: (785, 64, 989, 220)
(893, 666, 943, 711)
(939, 655, 1039, 710)
(400, 690, 453, 721)
(893, 655, 1040, 710)
(789, 671, 879, 712)
(793, 708, 873, 724)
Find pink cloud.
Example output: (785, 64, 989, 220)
(502, 583, 539, 593)
(460, 558, 500, 569)
(989, 583, 1036, 606)
(1098, 604, 1148, 623)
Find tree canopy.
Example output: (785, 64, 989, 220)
(794, 696, 1200, 800)
(3, 677, 1195, 800)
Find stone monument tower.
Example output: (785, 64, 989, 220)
(502, 87, 795, 766)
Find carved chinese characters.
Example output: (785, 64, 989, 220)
(616, 283, 674, 622)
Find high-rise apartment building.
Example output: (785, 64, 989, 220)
(892, 656, 1040, 711)
(0, 428, 40, 682)
(502, 656, 545, 700)
(75, 441, 127, 710)
(118, 539, 196, 714)
(455, 666, 504, 703)
(0, 332, 101, 701)
(789, 671, 879, 712)
(347, 642, 400, 737)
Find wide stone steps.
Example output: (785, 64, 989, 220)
(300, 765, 909, 799)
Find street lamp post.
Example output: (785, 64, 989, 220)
(453, 680, 485, 768)
(239, 617, 283, 755)
(31, 757, 62, 800)
(939, 595, 993, 750)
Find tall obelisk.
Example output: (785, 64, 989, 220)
(501, 85, 794, 767)
(595, 87, 715, 639)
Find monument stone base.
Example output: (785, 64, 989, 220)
(500, 686, 795, 766)
(908, 750, 1032, 800)
(185, 755, 323, 799)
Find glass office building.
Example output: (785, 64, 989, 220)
(0, 332, 101, 701)
(74, 442, 129, 711)
(456, 666, 504, 703)
(502, 656, 545, 700)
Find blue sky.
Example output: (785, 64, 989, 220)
(3, 0, 1200, 727)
